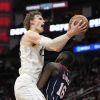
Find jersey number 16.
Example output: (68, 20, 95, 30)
(56, 82, 67, 99)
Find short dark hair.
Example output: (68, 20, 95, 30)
(56, 51, 75, 67)
(23, 11, 42, 30)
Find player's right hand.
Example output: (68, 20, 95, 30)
(67, 20, 88, 37)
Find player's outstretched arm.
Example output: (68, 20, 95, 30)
(40, 20, 87, 52)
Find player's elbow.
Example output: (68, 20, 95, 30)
(46, 47, 60, 52)
(51, 47, 62, 52)
(54, 48, 62, 52)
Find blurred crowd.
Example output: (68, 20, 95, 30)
(65, 55, 100, 100)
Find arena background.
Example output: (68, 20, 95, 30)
(0, 0, 100, 99)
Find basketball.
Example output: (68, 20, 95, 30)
(69, 15, 89, 33)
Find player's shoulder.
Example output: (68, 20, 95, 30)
(24, 30, 40, 40)
(24, 30, 31, 34)
(22, 30, 31, 38)
(46, 62, 61, 70)
(24, 30, 36, 36)
(46, 62, 59, 66)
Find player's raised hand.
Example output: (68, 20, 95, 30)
(68, 20, 88, 36)
(67, 15, 88, 38)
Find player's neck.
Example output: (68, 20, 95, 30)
(28, 29, 39, 34)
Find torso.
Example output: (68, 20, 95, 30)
(19, 31, 44, 83)
(43, 64, 71, 100)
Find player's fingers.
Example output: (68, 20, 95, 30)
(76, 20, 83, 26)
(80, 29, 87, 33)
(82, 27, 87, 31)
(71, 20, 77, 26)
(80, 26, 88, 33)
(81, 23, 88, 30)
(80, 22, 88, 28)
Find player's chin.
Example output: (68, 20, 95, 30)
(37, 28, 44, 33)
(39, 28, 44, 33)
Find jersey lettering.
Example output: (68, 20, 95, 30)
(56, 82, 67, 99)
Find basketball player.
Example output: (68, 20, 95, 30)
(37, 51, 74, 100)
(14, 10, 87, 100)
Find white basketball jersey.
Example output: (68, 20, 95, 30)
(19, 36, 45, 83)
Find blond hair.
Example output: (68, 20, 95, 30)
(23, 11, 42, 30)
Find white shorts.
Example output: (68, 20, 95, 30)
(14, 74, 46, 100)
